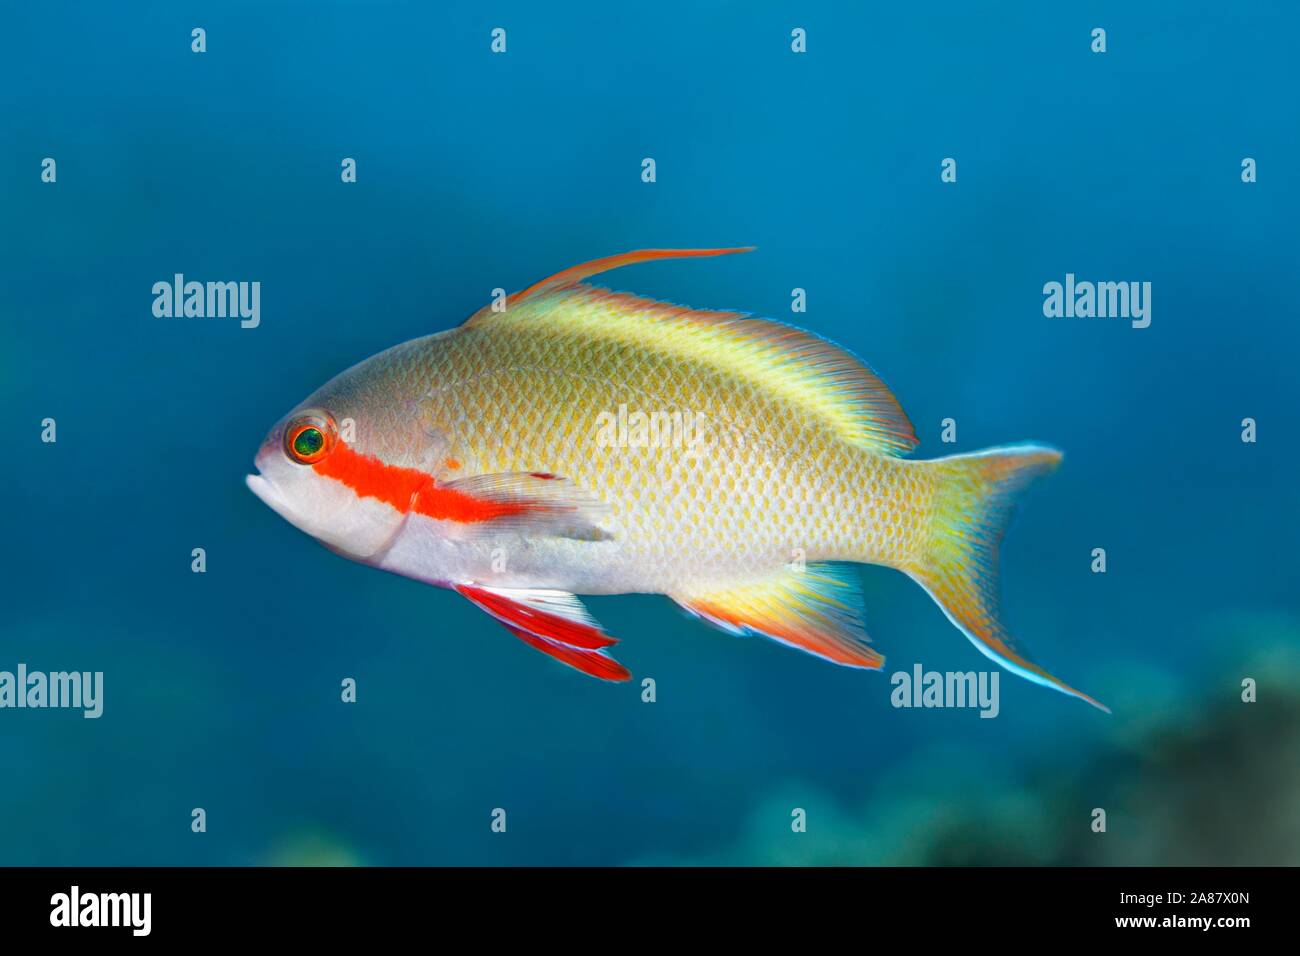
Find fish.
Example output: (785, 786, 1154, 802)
(246, 247, 1107, 711)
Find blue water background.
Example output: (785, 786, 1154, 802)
(2, 1, 1296, 864)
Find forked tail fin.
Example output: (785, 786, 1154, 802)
(905, 444, 1109, 712)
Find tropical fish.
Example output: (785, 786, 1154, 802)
(247, 248, 1106, 710)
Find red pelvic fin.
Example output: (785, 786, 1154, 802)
(499, 623, 632, 682)
(456, 585, 631, 681)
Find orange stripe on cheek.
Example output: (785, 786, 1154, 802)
(312, 444, 533, 524)
(312, 443, 429, 512)
(413, 483, 533, 523)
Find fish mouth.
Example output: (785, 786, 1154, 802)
(245, 467, 406, 561)
(246, 471, 294, 522)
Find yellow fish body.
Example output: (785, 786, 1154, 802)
(247, 248, 1105, 708)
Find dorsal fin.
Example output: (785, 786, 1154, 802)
(509, 247, 754, 304)
(465, 248, 918, 457)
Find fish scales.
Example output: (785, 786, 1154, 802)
(349, 296, 929, 593)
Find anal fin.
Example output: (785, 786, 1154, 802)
(672, 563, 883, 669)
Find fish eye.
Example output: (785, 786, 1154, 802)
(284, 413, 336, 464)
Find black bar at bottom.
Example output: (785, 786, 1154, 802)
(0, 866, 1279, 940)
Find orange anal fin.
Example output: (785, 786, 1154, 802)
(673, 564, 884, 670)
(511, 247, 754, 304)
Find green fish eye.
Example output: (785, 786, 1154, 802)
(288, 424, 327, 462)
(295, 428, 323, 456)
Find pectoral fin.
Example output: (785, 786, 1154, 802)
(456, 584, 631, 681)
(672, 563, 883, 669)
(431, 472, 611, 541)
